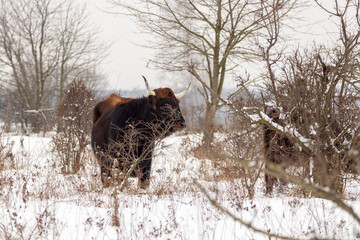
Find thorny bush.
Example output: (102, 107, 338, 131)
(52, 80, 95, 174)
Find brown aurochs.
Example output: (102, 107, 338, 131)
(91, 76, 190, 188)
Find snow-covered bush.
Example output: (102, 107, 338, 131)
(229, 2, 360, 196)
(52, 80, 95, 174)
(232, 49, 360, 195)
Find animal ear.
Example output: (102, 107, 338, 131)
(148, 95, 157, 109)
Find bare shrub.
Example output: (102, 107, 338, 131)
(52, 80, 95, 174)
(191, 136, 245, 181)
(0, 131, 14, 171)
(228, 131, 263, 199)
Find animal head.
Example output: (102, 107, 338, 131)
(143, 76, 189, 133)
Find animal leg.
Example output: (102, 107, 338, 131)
(100, 155, 114, 188)
(138, 157, 152, 189)
(101, 165, 112, 188)
(265, 172, 275, 194)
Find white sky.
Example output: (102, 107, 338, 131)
(80, 0, 339, 91)
(79, 0, 158, 91)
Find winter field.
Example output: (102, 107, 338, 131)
(0, 132, 360, 240)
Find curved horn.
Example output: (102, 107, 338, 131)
(142, 75, 155, 96)
(175, 82, 191, 99)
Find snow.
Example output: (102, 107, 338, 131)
(244, 109, 314, 152)
(0, 133, 360, 239)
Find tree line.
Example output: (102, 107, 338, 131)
(0, 0, 105, 132)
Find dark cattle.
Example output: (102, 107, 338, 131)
(93, 94, 134, 123)
(264, 108, 360, 194)
(263, 108, 297, 194)
(91, 76, 190, 188)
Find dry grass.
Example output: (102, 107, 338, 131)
(0, 132, 14, 171)
(191, 139, 245, 181)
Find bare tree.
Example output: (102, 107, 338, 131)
(109, 0, 298, 145)
(56, 1, 106, 103)
(0, 0, 105, 132)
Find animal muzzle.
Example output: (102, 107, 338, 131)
(174, 120, 186, 131)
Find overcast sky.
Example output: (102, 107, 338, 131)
(76, 0, 150, 91)
(81, 0, 337, 91)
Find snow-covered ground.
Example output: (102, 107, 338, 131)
(0, 133, 360, 239)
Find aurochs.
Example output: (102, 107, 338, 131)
(91, 76, 190, 188)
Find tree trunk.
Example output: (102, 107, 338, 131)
(202, 104, 217, 146)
